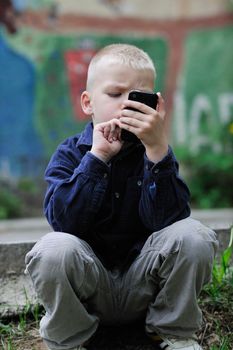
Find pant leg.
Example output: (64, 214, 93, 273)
(119, 218, 218, 337)
(25, 231, 114, 350)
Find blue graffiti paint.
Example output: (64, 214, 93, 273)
(0, 33, 44, 177)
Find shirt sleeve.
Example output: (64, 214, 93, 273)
(139, 146, 191, 231)
(44, 142, 110, 235)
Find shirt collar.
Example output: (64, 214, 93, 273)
(75, 122, 93, 149)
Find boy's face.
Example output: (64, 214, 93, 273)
(81, 57, 154, 125)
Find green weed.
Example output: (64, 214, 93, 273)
(0, 291, 43, 350)
(204, 227, 233, 300)
(210, 337, 231, 350)
(199, 227, 233, 350)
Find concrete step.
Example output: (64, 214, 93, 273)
(0, 209, 232, 317)
(0, 209, 232, 243)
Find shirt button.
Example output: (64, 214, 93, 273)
(114, 192, 120, 199)
(137, 180, 142, 186)
(154, 169, 159, 174)
(103, 173, 108, 178)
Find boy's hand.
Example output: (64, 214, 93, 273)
(91, 119, 123, 163)
(119, 93, 168, 163)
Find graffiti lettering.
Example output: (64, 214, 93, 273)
(173, 91, 233, 153)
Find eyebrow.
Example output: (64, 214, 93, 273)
(104, 83, 129, 89)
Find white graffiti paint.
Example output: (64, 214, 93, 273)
(173, 91, 233, 153)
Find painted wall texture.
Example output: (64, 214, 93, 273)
(173, 27, 233, 154)
(0, 3, 232, 178)
(0, 29, 168, 177)
(54, 0, 232, 19)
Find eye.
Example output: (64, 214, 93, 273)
(108, 93, 121, 98)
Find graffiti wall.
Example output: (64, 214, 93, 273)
(173, 27, 233, 154)
(0, 4, 232, 179)
(0, 29, 168, 177)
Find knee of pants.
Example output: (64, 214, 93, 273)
(170, 218, 218, 266)
(25, 232, 89, 287)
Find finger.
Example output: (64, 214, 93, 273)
(123, 99, 156, 115)
(103, 124, 111, 139)
(116, 126, 122, 141)
(120, 109, 156, 129)
(119, 116, 142, 129)
(105, 119, 121, 140)
(107, 120, 119, 142)
(121, 108, 146, 122)
(156, 92, 166, 118)
(111, 125, 121, 141)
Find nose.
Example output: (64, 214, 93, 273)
(117, 93, 128, 107)
(123, 91, 129, 100)
(116, 92, 130, 118)
(119, 92, 129, 106)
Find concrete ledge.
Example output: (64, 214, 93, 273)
(0, 242, 34, 276)
(0, 273, 36, 317)
(0, 210, 232, 277)
(0, 227, 231, 278)
(190, 208, 233, 231)
(0, 209, 232, 243)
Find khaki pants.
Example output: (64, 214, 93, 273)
(25, 218, 218, 350)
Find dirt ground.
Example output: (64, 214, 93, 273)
(2, 304, 232, 350)
(2, 322, 161, 350)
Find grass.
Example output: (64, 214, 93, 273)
(0, 229, 232, 350)
(0, 298, 45, 350)
(197, 227, 233, 350)
(197, 266, 233, 349)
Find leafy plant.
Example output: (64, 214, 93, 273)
(205, 227, 233, 300)
(0, 188, 21, 219)
(17, 178, 38, 195)
(210, 337, 231, 350)
(198, 228, 233, 349)
(175, 120, 233, 209)
(0, 293, 44, 350)
(212, 243, 232, 285)
(0, 177, 44, 219)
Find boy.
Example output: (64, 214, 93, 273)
(25, 44, 218, 350)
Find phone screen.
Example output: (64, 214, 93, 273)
(121, 90, 158, 143)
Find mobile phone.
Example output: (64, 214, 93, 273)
(121, 90, 158, 143)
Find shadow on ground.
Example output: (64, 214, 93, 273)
(87, 322, 159, 349)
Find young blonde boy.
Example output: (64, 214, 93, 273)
(25, 44, 218, 350)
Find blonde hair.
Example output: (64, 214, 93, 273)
(86, 43, 156, 90)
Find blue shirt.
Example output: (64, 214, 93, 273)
(44, 122, 190, 269)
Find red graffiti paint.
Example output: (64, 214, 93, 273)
(64, 49, 96, 120)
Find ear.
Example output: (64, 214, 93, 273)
(80, 91, 93, 116)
